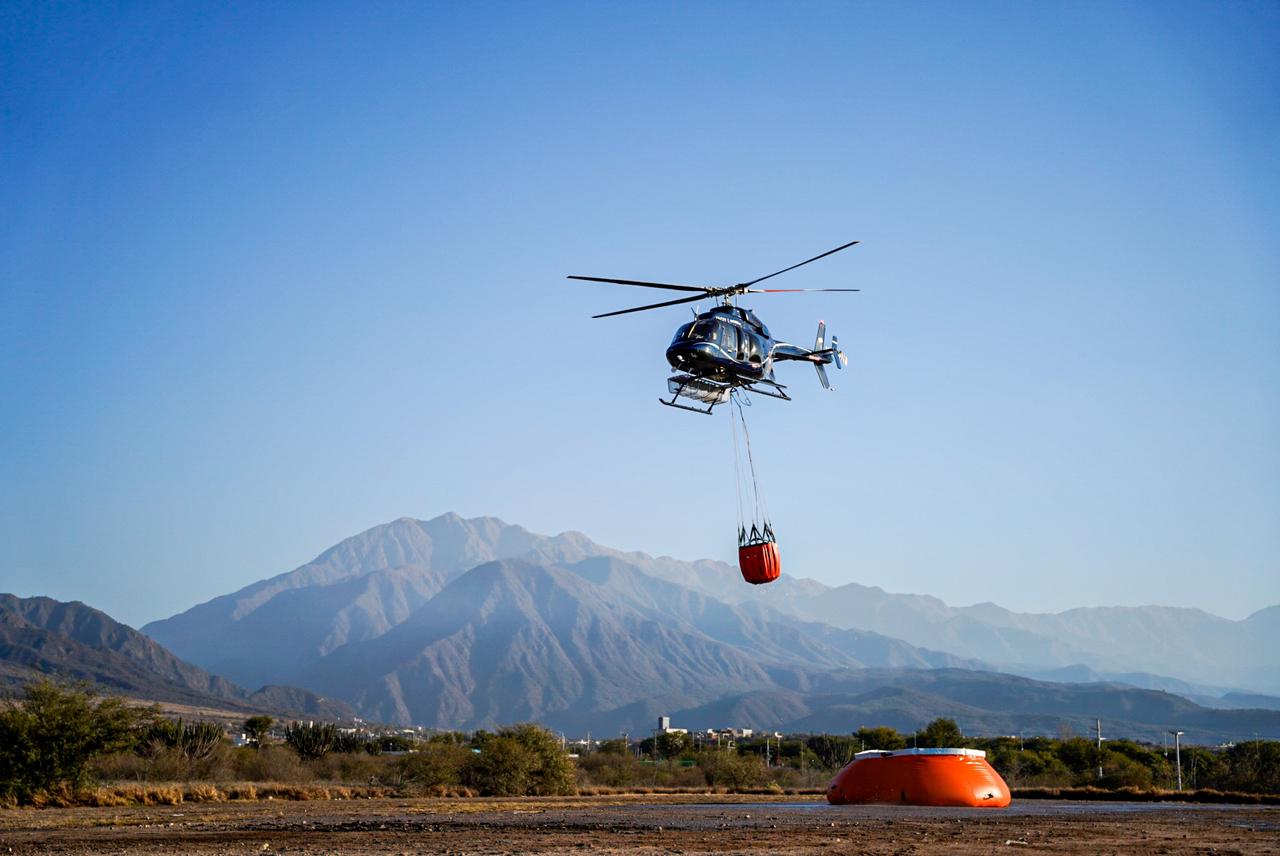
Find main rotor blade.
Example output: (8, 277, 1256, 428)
(749, 288, 861, 293)
(568, 275, 707, 293)
(739, 240, 860, 288)
(591, 293, 707, 319)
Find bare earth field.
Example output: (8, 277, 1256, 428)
(1, 794, 1277, 855)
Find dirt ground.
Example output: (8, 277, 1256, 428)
(1, 794, 1277, 855)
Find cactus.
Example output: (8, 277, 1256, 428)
(284, 722, 337, 760)
(140, 718, 224, 761)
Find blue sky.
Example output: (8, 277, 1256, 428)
(3, 1, 1277, 628)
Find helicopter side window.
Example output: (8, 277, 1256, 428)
(722, 325, 739, 358)
(743, 334, 763, 366)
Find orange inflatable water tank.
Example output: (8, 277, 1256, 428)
(738, 540, 781, 585)
(826, 748, 1011, 808)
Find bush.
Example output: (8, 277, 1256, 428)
(577, 752, 641, 788)
(463, 724, 575, 796)
(230, 745, 309, 782)
(0, 680, 142, 802)
(700, 750, 767, 791)
(395, 742, 472, 793)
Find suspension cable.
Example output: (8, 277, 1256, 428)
(729, 390, 745, 539)
(733, 393, 764, 529)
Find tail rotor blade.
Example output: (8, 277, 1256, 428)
(815, 362, 831, 390)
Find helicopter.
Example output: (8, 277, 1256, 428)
(569, 240, 860, 414)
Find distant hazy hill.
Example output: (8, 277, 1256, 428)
(139, 514, 1280, 739)
(145, 513, 1278, 695)
(776, 585, 1279, 693)
(0, 594, 353, 719)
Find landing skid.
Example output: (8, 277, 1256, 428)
(659, 395, 718, 415)
(661, 373, 790, 414)
(662, 374, 731, 415)
(738, 376, 791, 401)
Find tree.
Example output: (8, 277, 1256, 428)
(243, 715, 273, 749)
(596, 738, 629, 756)
(655, 731, 693, 760)
(914, 718, 965, 749)
(0, 680, 140, 801)
(807, 735, 857, 769)
(856, 726, 908, 751)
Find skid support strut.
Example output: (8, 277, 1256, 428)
(661, 374, 730, 415)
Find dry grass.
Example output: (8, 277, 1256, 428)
(1013, 786, 1280, 805)
(14, 782, 401, 808)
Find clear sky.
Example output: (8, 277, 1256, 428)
(3, 1, 1277, 628)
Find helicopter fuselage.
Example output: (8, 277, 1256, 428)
(666, 304, 818, 384)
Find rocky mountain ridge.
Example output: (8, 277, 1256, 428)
(0, 593, 353, 719)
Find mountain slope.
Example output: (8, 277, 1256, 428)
(144, 515, 579, 686)
(306, 559, 783, 727)
(0, 594, 353, 719)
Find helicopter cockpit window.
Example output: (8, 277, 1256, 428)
(671, 322, 694, 344)
(689, 320, 719, 343)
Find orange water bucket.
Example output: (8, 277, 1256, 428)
(738, 540, 781, 585)
(826, 749, 1011, 807)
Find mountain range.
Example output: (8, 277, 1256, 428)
(0, 593, 353, 719)
(135, 513, 1280, 741)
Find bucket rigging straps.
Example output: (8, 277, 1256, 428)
(730, 390, 772, 546)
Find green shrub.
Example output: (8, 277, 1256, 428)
(0, 680, 141, 802)
(699, 750, 767, 791)
(463, 724, 574, 796)
(395, 742, 472, 793)
(231, 745, 308, 782)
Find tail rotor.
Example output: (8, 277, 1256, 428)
(811, 321, 846, 390)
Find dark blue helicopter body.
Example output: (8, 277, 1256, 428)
(666, 306, 770, 382)
(570, 240, 859, 414)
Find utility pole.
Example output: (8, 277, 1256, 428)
(1096, 719, 1104, 781)
(1170, 731, 1184, 791)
